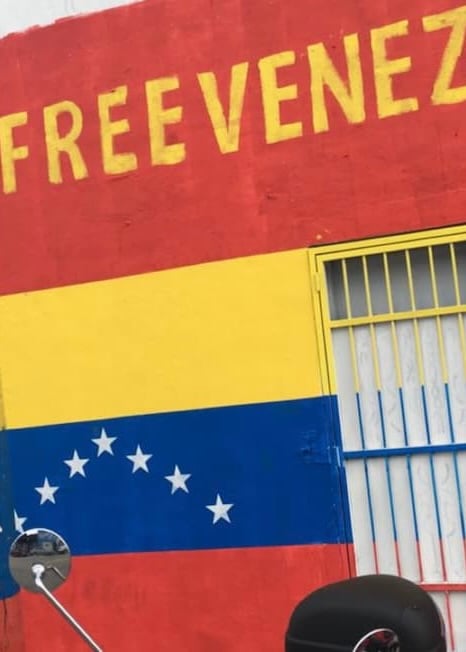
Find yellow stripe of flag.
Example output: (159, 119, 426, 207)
(0, 249, 323, 428)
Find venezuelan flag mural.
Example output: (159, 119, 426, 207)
(0, 0, 465, 649)
(0, 251, 352, 650)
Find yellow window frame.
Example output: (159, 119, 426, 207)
(307, 224, 466, 396)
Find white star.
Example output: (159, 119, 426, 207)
(14, 510, 27, 533)
(206, 494, 234, 524)
(92, 428, 117, 456)
(165, 465, 191, 494)
(35, 478, 59, 505)
(127, 445, 152, 473)
(64, 450, 89, 478)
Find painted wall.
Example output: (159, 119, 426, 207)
(0, 250, 352, 651)
(0, 0, 465, 295)
(0, 0, 465, 649)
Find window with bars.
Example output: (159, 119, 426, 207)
(312, 229, 466, 652)
(325, 242, 466, 320)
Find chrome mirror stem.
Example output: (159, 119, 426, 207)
(32, 564, 103, 652)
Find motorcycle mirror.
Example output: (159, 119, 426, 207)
(9, 527, 71, 593)
(352, 628, 400, 652)
(9, 528, 102, 651)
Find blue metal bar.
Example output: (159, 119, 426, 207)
(421, 384, 444, 549)
(399, 387, 422, 575)
(444, 383, 466, 543)
(355, 392, 378, 564)
(344, 440, 466, 460)
(377, 391, 399, 548)
(343, 442, 466, 460)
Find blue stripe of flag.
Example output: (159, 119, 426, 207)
(6, 397, 351, 558)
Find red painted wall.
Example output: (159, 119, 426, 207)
(18, 545, 351, 652)
(0, 0, 465, 295)
(1, 0, 465, 649)
(0, 596, 24, 651)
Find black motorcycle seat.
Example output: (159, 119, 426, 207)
(285, 574, 446, 652)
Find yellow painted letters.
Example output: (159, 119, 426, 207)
(145, 76, 185, 165)
(258, 51, 303, 144)
(371, 20, 419, 118)
(98, 86, 138, 174)
(0, 112, 29, 194)
(423, 6, 466, 105)
(198, 62, 249, 154)
(43, 101, 88, 184)
(308, 34, 365, 133)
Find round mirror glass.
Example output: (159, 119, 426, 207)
(9, 528, 71, 593)
(352, 628, 400, 652)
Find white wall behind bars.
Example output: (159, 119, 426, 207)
(0, 0, 139, 39)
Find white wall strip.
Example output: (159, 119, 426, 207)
(0, 0, 140, 39)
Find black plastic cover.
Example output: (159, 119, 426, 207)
(285, 574, 446, 652)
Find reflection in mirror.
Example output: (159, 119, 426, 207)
(352, 628, 400, 652)
(9, 528, 71, 593)
(9, 528, 102, 651)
